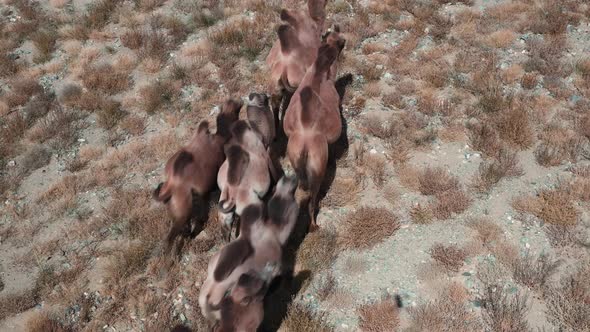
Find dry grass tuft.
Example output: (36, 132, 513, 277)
(138, 79, 181, 113)
(546, 260, 590, 331)
(5, 77, 43, 108)
(365, 154, 386, 186)
(25, 312, 70, 332)
(282, 302, 332, 332)
(31, 29, 57, 63)
(357, 295, 400, 332)
(521, 73, 538, 89)
(495, 105, 534, 150)
(408, 282, 482, 331)
(340, 207, 400, 250)
(472, 148, 523, 192)
(513, 189, 579, 227)
(296, 228, 338, 272)
(322, 176, 362, 208)
(82, 63, 131, 94)
(479, 285, 530, 332)
(468, 218, 503, 246)
(410, 203, 434, 225)
(512, 252, 560, 290)
(431, 189, 471, 220)
(96, 98, 125, 129)
(430, 243, 467, 272)
(418, 167, 459, 196)
(104, 241, 151, 286)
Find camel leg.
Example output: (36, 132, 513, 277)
(165, 190, 192, 254)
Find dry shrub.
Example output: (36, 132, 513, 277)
(25, 312, 70, 332)
(468, 218, 503, 246)
(479, 285, 530, 332)
(537, 190, 579, 227)
(467, 122, 502, 158)
(418, 167, 459, 196)
(485, 29, 516, 48)
(207, 18, 270, 61)
(365, 154, 386, 186)
(430, 243, 467, 272)
(432, 189, 471, 220)
(104, 241, 151, 285)
(94, 98, 123, 129)
(296, 228, 337, 272)
(0, 290, 37, 320)
(31, 29, 57, 63)
(357, 295, 400, 332)
(363, 114, 393, 139)
(18, 144, 52, 176)
(512, 252, 560, 290)
(315, 273, 337, 302)
(0, 52, 19, 78)
(521, 73, 537, 89)
(408, 283, 482, 332)
(5, 77, 43, 108)
(138, 79, 181, 113)
(410, 203, 434, 225)
(535, 126, 588, 167)
(82, 63, 130, 94)
(340, 207, 400, 250)
(120, 114, 146, 135)
(364, 82, 382, 98)
(524, 35, 567, 77)
(27, 108, 81, 150)
(85, 0, 120, 30)
(528, 0, 578, 35)
(282, 302, 332, 332)
(575, 57, 590, 80)
(472, 149, 523, 192)
(322, 176, 362, 208)
(58, 83, 82, 106)
(396, 165, 420, 191)
(495, 106, 534, 149)
(546, 260, 590, 331)
(137, 0, 165, 11)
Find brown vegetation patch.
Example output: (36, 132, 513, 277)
(430, 243, 467, 272)
(322, 176, 363, 208)
(408, 282, 482, 331)
(282, 303, 332, 332)
(418, 167, 459, 196)
(479, 285, 530, 332)
(546, 260, 590, 331)
(431, 188, 471, 220)
(472, 148, 523, 192)
(340, 207, 400, 250)
(82, 63, 131, 94)
(357, 295, 400, 332)
(296, 228, 338, 272)
(512, 253, 560, 290)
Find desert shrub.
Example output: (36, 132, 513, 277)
(418, 167, 459, 196)
(472, 148, 523, 192)
(282, 303, 332, 332)
(410, 203, 434, 224)
(18, 144, 52, 175)
(432, 189, 471, 219)
(546, 260, 590, 331)
(207, 18, 270, 61)
(512, 253, 560, 290)
(25, 312, 71, 332)
(537, 190, 579, 226)
(0, 52, 19, 78)
(314, 273, 337, 302)
(137, 0, 165, 11)
(58, 83, 83, 106)
(534, 127, 588, 167)
(467, 122, 502, 158)
(27, 108, 81, 150)
(365, 154, 386, 186)
(31, 29, 57, 63)
(479, 285, 531, 332)
(96, 99, 125, 129)
(322, 176, 362, 208)
(82, 63, 130, 94)
(430, 243, 467, 272)
(468, 218, 503, 246)
(339, 207, 400, 250)
(296, 228, 338, 272)
(363, 115, 393, 139)
(85, 0, 121, 30)
(5, 77, 43, 108)
(357, 295, 400, 332)
(495, 106, 534, 149)
(575, 57, 590, 80)
(408, 283, 482, 332)
(138, 79, 180, 113)
(520, 73, 537, 89)
(0, 290, 37, 320)
(104, 241, 151, 285)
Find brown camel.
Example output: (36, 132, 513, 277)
(266, 0, 328, 135)
(283, 29, 346, 232)
(153, 99, 242, 254)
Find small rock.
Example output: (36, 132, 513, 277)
(179, 313, 186, 322)
(369, 148, 377, 154)
(7, 160, 16, 167)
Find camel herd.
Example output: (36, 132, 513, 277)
(154, 0, 345, 330)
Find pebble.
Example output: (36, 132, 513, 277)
(369, 148, 377, 154)
(7, 160, 16, 167)
(78, 138, 86, 142)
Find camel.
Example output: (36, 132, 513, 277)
(266, 0, 328, 136)
(153, 99, 242, 254)
(199, 176, 299, 329)
(216, 94, 279, 240)
(283, 29, 346, 232)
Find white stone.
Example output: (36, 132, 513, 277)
(7, 160, 16, 167)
